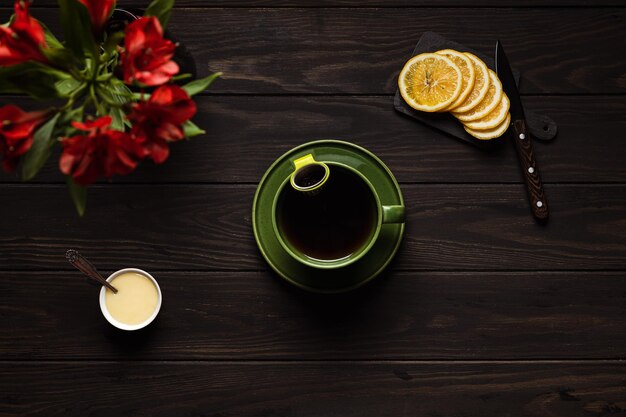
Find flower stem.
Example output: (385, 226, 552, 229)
(68, 67, 85, 82)
(89, 84, 105, 115)
(60, 83, 87, 112)
(97, 73, 113, 82)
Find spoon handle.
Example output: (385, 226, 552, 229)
(66, 249, 118, 293)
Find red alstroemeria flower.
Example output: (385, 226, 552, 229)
(0, 105, 48, 173)
(78, 0, 115, 33)
(59, 116, 145, 185)
(0, 0, 48, 67)
(120, 17, 179, 86)
(127, 84, 196, 164)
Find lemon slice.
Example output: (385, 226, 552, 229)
(398, 53, 463, 112)
(464, 113, 511, 140)
(452, 52, 490, 113)
(435, 49, 475, 111)
(454, 70, 503, 122)
(463, 94, 510, 131)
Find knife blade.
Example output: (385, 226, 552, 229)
(496, 40, 549, 221)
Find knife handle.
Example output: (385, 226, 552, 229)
(511, 119, 549, 221)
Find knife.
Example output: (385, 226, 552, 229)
(496, 40, 549, 221)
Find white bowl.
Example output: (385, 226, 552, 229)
(99, 268, 162, 331)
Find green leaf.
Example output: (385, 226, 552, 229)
(57, 0, 98, 59)
(109, 80, 134, 104)
(181, 72, 222, 96)
(182, 120, 205, 138)
(110, 107, 125, 130)
(171, 73, 193, 82)
(0, 62, 70, 99)
(66, 176, 87, 217)
(42, 46, 79, 71)
(21, 114, 61, 182)
(97, 81, 132, 130)
(55, 78, 82, 97)
(97, 80, 132, 113)
(144, 0, 175, 28)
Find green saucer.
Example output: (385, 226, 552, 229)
(252, 140, 405, 293)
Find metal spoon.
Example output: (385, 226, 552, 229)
(66, 249, 118, 293)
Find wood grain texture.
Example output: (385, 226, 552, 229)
(1, 270, 626, 360)
(0, 4, 624, 415)
(1, 184, 626, 271)
(2, 361, 626, 417)
(1, 95, 625, 184)
(31, 0, 626, 7)
(2, 8, 624, 94)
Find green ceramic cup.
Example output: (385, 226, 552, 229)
(272, 156, 405, 270)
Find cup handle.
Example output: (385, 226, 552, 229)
(382, 205, 405, 224)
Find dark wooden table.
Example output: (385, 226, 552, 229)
(2, 1, 626, 416)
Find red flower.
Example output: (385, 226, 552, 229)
(78, 0, 115, 33)
(0, 105, 48, 173)
(0, 0, 48, 67)
(121, 17, 179, 86)
(127, 85, 196, 164)
(59, 116, 145, 185)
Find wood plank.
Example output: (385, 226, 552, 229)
(1, 96, 624, 184)
(1, 184, 626, 271)
(2, 8, 624, 94)
(203, 1, 626, 4)
(1, 270, 625, 360)
(31, 1, 626, 6)
(1, 361, 625, 416)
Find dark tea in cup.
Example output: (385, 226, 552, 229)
(276, 164, 377, 261)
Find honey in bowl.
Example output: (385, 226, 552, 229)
(104, 271, 159, 325)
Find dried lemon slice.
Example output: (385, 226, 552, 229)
(398, 53, 462, 112)
(464, 113, 511, 140)
(463, 94, 510, 130)
(435, 49, 475, 111)
(454, 70, 503, 122)
(452, 52, 490, 113)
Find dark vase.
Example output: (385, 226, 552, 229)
(106, 8, 197, 81)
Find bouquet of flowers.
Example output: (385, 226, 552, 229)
(0, 0, 220, 215)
